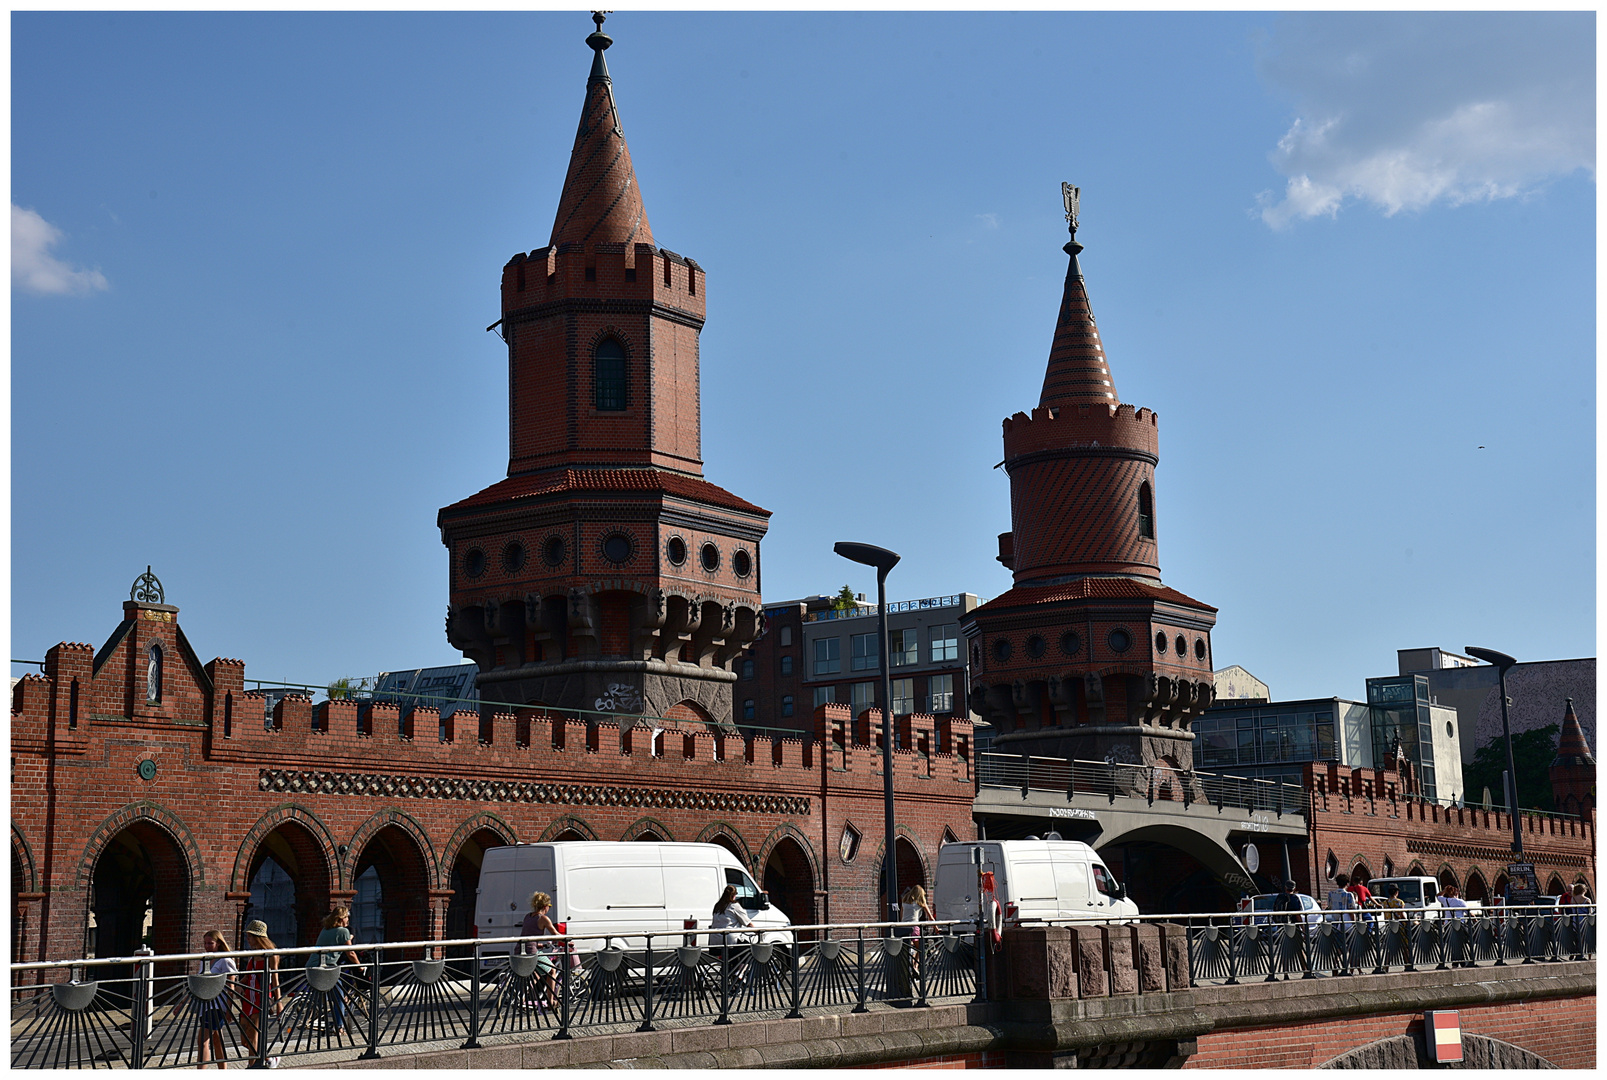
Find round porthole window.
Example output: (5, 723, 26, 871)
(666, 536, 687, 565)
(1175, 634, 1187, 657)
(602, 533, 633, 565)
(1026, 634, 1046, 659)
(1195, 639, 1207, 661)
(993, 638, 1013, 662)
(463, 547, 487, 579)
(1060, 631, 1081, 657)
(1155, 631, 1168, 654)
(542, 536, 566, 568)
(1108, 629, 1132, 654)
(733, 549, 753, 578)
(1446, 720, 1454, 738)
(502, 541, 527, 573)
(701, 543, 721, 572)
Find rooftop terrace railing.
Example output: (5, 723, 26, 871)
(803, 595, 968, 622)
(977, 752, 1308, 816)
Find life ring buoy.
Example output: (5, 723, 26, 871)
(986, 899, 1004, 952)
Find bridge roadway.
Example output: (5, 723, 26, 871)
(340, 956, 1594, 1069)
(973, 780, 1307, 891)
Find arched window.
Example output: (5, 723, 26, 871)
(594, 338, 627, 411)
(146, 644, 163, 704)
(1137, 482, 1154, 540)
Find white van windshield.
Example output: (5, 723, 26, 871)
(725, 868, 763, 909)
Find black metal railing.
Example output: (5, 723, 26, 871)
(1181, 903, 1595, 985)
(9, 921, 979, 1070)
(977, 752, 1307, 816)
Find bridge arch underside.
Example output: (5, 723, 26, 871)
(1095, 823, 1252, 914)
(1319, 1033, 1555, 1069)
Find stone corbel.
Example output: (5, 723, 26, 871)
(714, 604, 759, 669)
(630, 589, 667, 660)
(1083, 672, 1106, 726)
(1045, 675, 1077, 727)
(659, 593, 702, 662)
(689, 601, 730, 668)
(567, 590, 599, 657)
(445, 604, 494, 670)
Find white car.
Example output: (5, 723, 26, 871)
(1235, 892, 1323, 927)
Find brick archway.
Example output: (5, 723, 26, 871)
(695, 823, 753, 868)
(351, 822, 433, 946)
(443, 816, 515, 945)
(539, 815, 598, 842)
(344, 810, 440, 891)
(621, 817, 674, 842)
(1464, 868, 1489, 902)
(12, 825, 37, 894)
(81, 810, 197, 965)
(238, 812, 337, 948)
(759, 831, 818, 930)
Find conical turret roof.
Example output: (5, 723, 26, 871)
(549, 14, 654, 251)
(1039, 186, 1117, 408)
(1551, 697, 1595, 768)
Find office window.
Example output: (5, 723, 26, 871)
(850, 632, 879, 672)
(928, 673, 954, 713)
(740, 658, 754, 680)
(813, 686, 834, 709)
(892, 678, 915, 716)
(930, 623, 958, 663)
(780, 655, 793, 676)
(594, 338, 627, 410)
(814, 637, 841, 675)
(779, 626, 792, 647)
(781, 695, 794, 718)
(890, 628, 919, 667)
(851, 682, 875, 714)
(743, 699, 755, 721)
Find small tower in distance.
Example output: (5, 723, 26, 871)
(962, 186, 1218, 774)
(1550, 697, 1596, 816)
(437, 15, 769, 726)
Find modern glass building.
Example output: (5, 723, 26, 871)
(1197, 683, 1463, 805)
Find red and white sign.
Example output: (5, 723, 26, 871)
(1425, 1010, 1463, 1063)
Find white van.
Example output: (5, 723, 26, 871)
(473, 842, 791, 955)
(1366, 876, 1444, 919)
(932, 840, 1139, 925)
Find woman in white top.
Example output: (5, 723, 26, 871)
(901, 884, 934, 931)
(710, 885, 754, 944)
(196, 930, 238, 1068)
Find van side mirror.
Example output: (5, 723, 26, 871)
(1115, 883, 1126, 901)
(757, 891, 772, 910)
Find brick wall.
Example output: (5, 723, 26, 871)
(1185, 994, 1597, 1070)
(11, 610, 976, 964)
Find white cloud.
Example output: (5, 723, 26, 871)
(13, 205, 109, 295)
(975, 212, 1000, 229)
(1254, 13, 1594, 228)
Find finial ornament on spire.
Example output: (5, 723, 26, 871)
(1062, 183, 1080, 234)
(587, 11, 613, 54)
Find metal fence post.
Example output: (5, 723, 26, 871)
(1224, 920, 1239, 986)
(553, 933, 573, 1040)
(637, 934, 657, 1033)
(132, 947, 154, 1069)
(358, 949, 381, 1060)
(463, 941, 482, 1050)
(854, 927, 869, 1013)
(916, 933, 930, 1007)
(714, 937, 732, 1025)
(786, 939, 803, 1020)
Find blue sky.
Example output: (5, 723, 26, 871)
(11, 11, 1595, 703)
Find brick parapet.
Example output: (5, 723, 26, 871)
(1001, 401, 1159, 460)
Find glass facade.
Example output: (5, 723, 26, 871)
(1194, 703, 1338, 785)
(1365, 674, 1436, 802)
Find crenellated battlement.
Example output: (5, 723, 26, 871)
(501, 241, 704, 322)
(1002, 400, 1159, 460)
(10, 647, 976, 797)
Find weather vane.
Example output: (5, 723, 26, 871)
(1062, 183, 1080, 233)
(131, 565, 165, 605)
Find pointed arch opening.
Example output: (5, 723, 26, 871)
(763, 836, 817, 937)
(353, 825, 431, 951)
(244, 821, 333, 949)
(1137, 482, 1154, 540)
(1464, 869, 1488, 903)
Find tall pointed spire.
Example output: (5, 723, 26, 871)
(1552, 697, 1595, 767)
(1039, 184, 1118, 409)
(549, 13, 654, 250)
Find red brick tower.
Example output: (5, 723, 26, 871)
(438, 15, 769, 724)
(962, 186, 1217, 772)
(1550, 697, 1596, 816)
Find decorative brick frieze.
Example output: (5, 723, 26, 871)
(257, 768, 811, 816)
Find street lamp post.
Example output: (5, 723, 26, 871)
(1466, 646, 1522, 855)
(835, 541, 901, 924)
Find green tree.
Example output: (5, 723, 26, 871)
(1460, 723, 1558, 812)
(833, 584, 858, 612)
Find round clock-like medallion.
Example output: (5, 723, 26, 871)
(137, 759, 158, 781)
